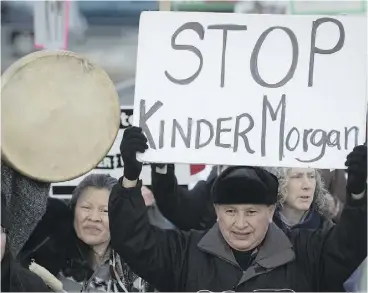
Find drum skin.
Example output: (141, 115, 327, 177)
(1, 50, 121, 183)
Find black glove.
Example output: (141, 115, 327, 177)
(345, 144, 367, 196)
(151, 163, 167, 169)
(120, 126, 148, 180)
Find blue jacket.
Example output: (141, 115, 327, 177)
(273, 206, 334, 233)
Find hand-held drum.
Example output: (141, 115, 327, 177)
(1, 50, 121, 182)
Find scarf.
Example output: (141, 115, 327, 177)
(60, 250, 156, 292)
(1, 162, 50, 255)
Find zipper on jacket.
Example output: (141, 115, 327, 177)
(198, 247, 243, 291)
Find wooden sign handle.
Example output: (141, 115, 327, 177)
(159, 0, 171, 11)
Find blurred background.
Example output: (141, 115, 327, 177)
(1, 0, 366, 196)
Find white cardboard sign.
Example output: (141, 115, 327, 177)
(51, 108, 190, 197)
(133, 12, 367, 169)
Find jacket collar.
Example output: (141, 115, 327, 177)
(274, 206, 323, 232)
(197, 222, 295, 269)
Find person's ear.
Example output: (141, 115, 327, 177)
(268, 204, 276, 223)
(213, 204, 220, 221)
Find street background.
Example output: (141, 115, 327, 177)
(1, 0, 366, 197)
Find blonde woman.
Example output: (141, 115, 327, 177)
(271, 167, 335, 232)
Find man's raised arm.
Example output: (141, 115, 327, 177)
(108, 127, 191, 291)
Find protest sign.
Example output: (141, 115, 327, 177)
(51, 107, 190, 197)
(133, 12, 367, 169)
(34, 0, 69, 50)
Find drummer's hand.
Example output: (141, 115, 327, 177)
(120, 127, 148, 181)
(345, 144, 367, 203)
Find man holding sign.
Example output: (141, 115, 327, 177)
(107, 10, 367, 292)
(108, 126, 366, 292)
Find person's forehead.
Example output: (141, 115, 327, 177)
(78, 187, 109, 204)
(289, 167, 315, 175)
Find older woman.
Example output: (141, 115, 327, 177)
(271, 167, 335, 232)
(20, 174, 154, 292)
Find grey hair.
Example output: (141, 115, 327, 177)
(269, 167, 335, 217)
(70, 174, 118, 212)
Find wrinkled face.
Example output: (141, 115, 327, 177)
(1, 228, 6, 261)
(284, 168, 316, 211)
(215, 204, 275, 251)
(74, 187, 110, 247)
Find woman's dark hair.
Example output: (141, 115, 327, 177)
(63, 174, 118, 281)
(69, 174, 118, 215)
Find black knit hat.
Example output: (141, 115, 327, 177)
(211, 166, 278, 205)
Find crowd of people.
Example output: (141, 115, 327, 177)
(1, 125, 367, 292)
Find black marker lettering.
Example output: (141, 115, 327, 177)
(327, 130, 341, 149)
(165, 22, 205, 85)
(251, 27, 298, 88)
(261, 94, 286, 160)
(195, 119, 214, 149)
(171, 118, 193, 148)
(297, 129, 327, 163)
(159, 120, 165, 149)
(309, 17, 345, 87)
(139, 99, 163, 150)
(285, 127, 300, 151)
(215, 117, 232, 148)
(207, 24, 248, 88)
(233, 113, 255, 153)
(303, 129, 313, 151)
(344, 126, 359, 149)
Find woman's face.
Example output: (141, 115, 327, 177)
(284, 168, 316, 211)
(74, 187, 110, 247)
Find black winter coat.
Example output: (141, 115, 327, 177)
(1, 249, 50, 292)
(151, 164, 217, 230)
(109, 180, 367, 292)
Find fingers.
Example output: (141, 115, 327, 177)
(124, 127, 147, 140)
(352, 145, 367, 153)
(346, 164, 366, 174)
(347, 145, 367, 159)
(124, 126, 144, 137)
(128, 139, 148, 153)
(345, 145, 367, 167)
(345, 158, 367, 168)
(121, 138, 148, 152)
(121, 127, 148, 151)
(125, 132, 148, 143)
